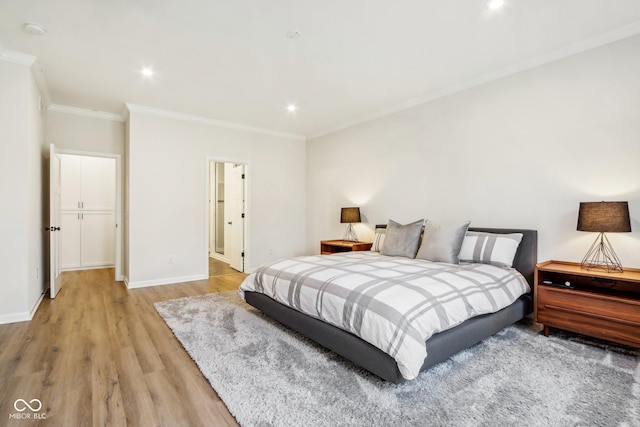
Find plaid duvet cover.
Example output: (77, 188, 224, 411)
(239, 251, 529, 380)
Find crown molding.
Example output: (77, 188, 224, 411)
(309, 21, 640, 140)
(121, 104, 130, 121)
(48, 104, 126, 122)
(0, 49, 36, 66)
(1, 50, 51, 109)
(125, 104, 306, 141)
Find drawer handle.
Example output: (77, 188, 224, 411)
(544, 304, 640, 327)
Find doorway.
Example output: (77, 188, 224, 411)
(58, 150, 121, 278)
(208, 161, 246, 273)
(48, 147, 122, 298)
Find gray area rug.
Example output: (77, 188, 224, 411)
(155, 292, 640, 427)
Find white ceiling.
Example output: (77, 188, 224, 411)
(2, 0, 640, 138)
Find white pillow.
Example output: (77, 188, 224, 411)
(459, 231, 523, 268)
(370, 227, 386, 252)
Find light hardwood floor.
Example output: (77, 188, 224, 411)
(0, 260, 245, 426)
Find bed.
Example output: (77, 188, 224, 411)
(240, 226, 537, 383)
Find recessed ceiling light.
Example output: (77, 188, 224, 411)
(286, 104, 297, 113)
(286, 31, 301, 40)
(24, 22, 46, 35)
(486, 0, 505, 10)
(141, 67, 155, 77)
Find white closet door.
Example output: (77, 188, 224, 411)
(60, 155, 83, 210)
(81, 157, 116, 210)
(61, 212, 82, 269)
(82, 212, 115, 267)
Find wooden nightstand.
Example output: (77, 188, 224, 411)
(534, 260, 640, 348)
(320, 240, 373, 255)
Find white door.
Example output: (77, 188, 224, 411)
(60, 155, 82, 210)
(82, 211, 116, 267)
(81, 156, 116, 210)
(60, 211, 115, 269)
(59, 154, 117, 272)
(61, 155, 116, 210)
(49, 144, 63, 298)
(225, 164, 245, 272)
(61, 212, 82, 270)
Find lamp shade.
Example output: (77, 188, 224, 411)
(577, 201, 631, 233)
(340, 207, 361, 224)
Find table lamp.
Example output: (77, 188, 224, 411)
(341, 207, 361, 242)
(577, 201, 631, 272)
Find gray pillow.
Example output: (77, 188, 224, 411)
(380, 219, 424, 258)
(416, 220, 471, 264)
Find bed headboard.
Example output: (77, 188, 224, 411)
(374, 225, 538, 288)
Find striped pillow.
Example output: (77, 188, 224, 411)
(459, 232, 523, 268)
(370, 227, 386, 252)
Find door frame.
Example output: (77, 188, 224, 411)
(209, 162, 229, 264)
(57, 148, 123, 281)
(205, 157, 249, 275)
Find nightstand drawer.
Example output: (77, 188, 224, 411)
(538, 286, 640, 324)
(537, 286, 640, 347)
(320, 240, 372, 255)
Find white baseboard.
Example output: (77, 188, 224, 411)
(127, 274, 208, 289)
(0, 311, 32, 325)
(62, 264, 115, 272)
(0, 292, 46, 325)
(30, 293, 45, 318)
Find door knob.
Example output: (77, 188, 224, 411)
(228, 221, 232, 225)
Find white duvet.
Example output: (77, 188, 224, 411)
(240, 251, 529, 380)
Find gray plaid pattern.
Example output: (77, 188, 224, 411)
(240, 251, 529, 380)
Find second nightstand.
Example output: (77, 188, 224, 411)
(534, 260, 640, 348)
(320, 240, 373, 255)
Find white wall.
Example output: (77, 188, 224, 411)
(46, 110, 125, 155)
(126, 109, 306, 287)
(0, 59, 45, 323)
(27, 64, 46, 314)
(307, 34, 640, 268)
(123, 118, 130, 280)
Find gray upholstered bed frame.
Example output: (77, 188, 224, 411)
(244, 227, 537, 383)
